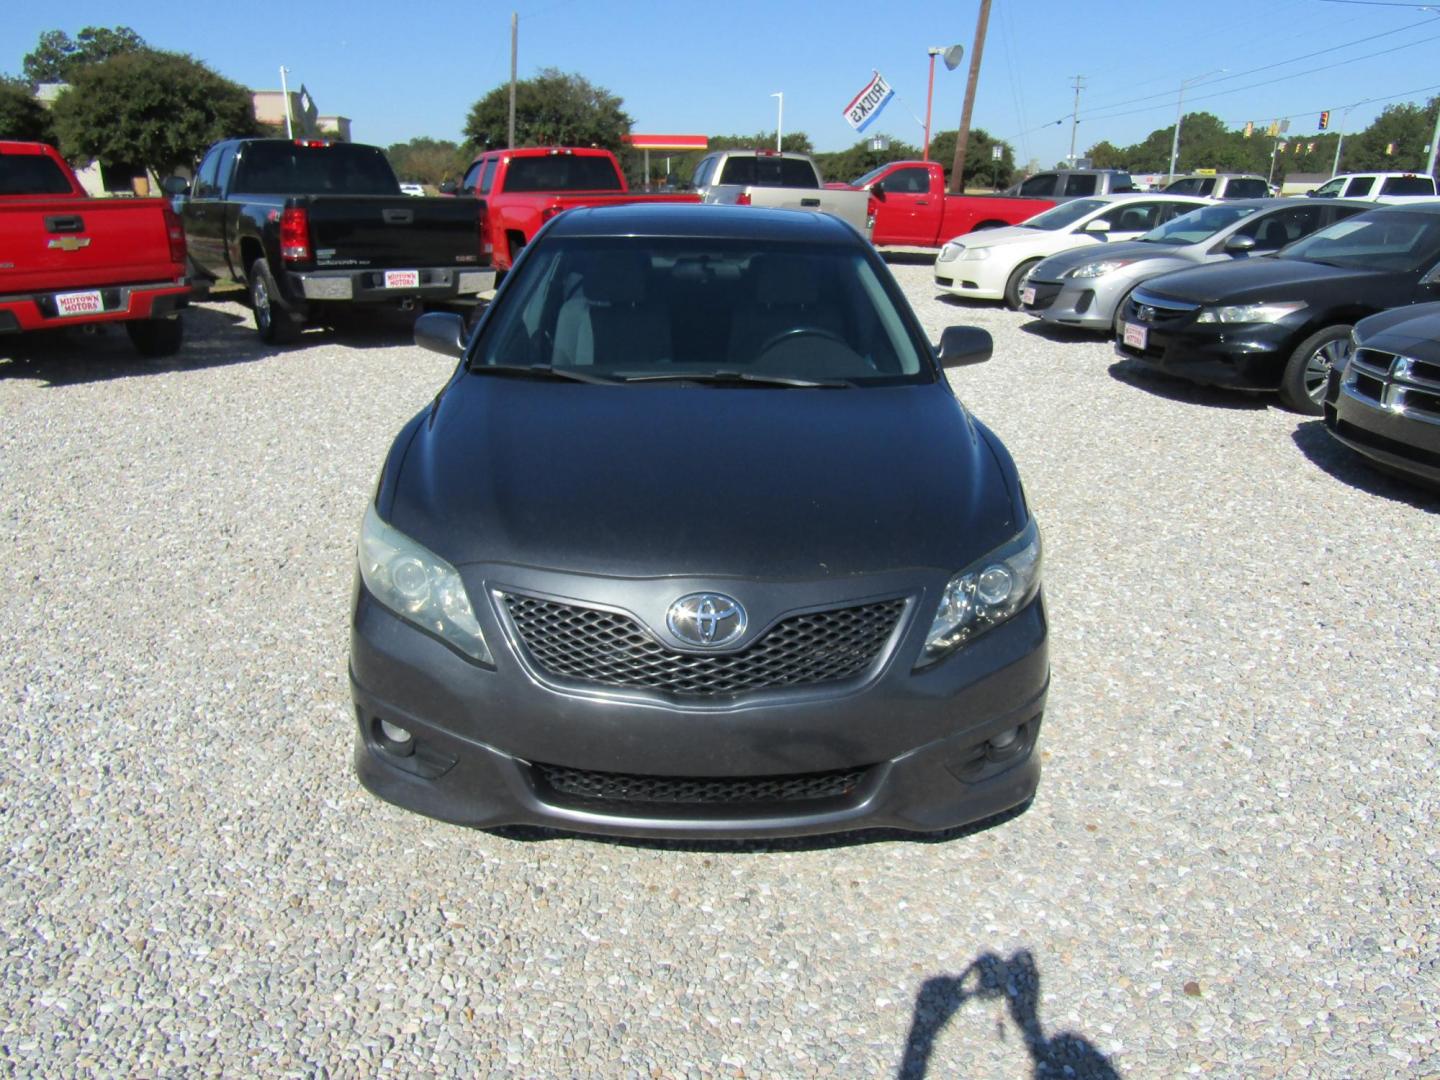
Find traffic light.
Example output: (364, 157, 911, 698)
(1319, 111, 1330, 130)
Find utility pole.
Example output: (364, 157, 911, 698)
(279, 66, 294, 139)
(949, 0, 992, 195)
(1331, 106, 1354, 178)
(1068, 75, 1086, 165)
(508, 12, 518, 149)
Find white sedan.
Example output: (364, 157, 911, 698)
(933, 194, 1209, 309)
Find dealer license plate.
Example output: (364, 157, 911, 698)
(1122, 322, 1148, 350)
(383, 270, 420, 289)
(1020, 286, 1036, 306)
(55, 290, 104, 317)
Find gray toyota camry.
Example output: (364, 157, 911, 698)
(349, 203, 1048, 839)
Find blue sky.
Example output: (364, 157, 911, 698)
(6, 0, 1439, 168)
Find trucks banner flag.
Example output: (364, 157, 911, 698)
(843, 72, 895, 133)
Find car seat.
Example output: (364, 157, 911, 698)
(552, 252, 672, 368)
(727, 254, 843, 365)
(1257, 217, 1293, 249)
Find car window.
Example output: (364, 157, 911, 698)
(1280, 209, 1440, 271)
(1022, 199, 1108, 230)
(1311, 178, 1346, 198)
(1223, 178, 1268, 199)
(1106, 201, 1173, 232)
(716, 156, 820, 189)
(691, 155, 716, 189)
(1018, 174, 1058, 197)
(884, 167, 930, 195)
(1141, 203, 1259, 245)
(504, 155, 623, 193)
(1235, 205, 1322, 249)
(478, 159, 498, 195)
(1380, 175, 1435, 196)
(1110, 172, 1135, 193)
(192, 147, 222, 199)
(476, 238, 932, 384)
(1064, 174, 1098, 196)
(1164, 178, 1202, 195)
(459, 160, 484, 196)
(234, 142, 400, 195)
(1345, 177, 1375, 198)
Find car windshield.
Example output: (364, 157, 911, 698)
(1021, 199, 1109, 230)
(850, 165, 889, 187)
(473, 237, 933, 385)
(1138, 204, 1259, 245)
(1279, 210, 1440, 271)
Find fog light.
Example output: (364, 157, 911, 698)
(379, 719, 413, 745)
(988, 726, 1019, 751)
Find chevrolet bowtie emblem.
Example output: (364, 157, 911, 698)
(47, 237, 91, 252)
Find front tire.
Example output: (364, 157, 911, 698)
(125, 316, 183, 357)
(1004, 259, 1041, 311)
(1279, 325, 1351, 415)
(249, 258, 300, 344)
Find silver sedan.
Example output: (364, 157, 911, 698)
(1021, 198, 1373, 334)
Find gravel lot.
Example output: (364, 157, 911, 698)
(2, 267, 1437, 1078)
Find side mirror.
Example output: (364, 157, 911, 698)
(414, 312, 467, 358)
(1083, 218, 1112, 234)
(870, 181, 886, 199)
(1419, 263, 1440, 287)
(438, 180, 458, 195)
(936, 325, 992, 368)
(1224, 233, 1258, 254)
(162, 175, 190, 197)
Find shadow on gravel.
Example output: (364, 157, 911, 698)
(881, 252, 941, 267)
(1019, 320, 1103, 344)
(1292, 420, 1440, 512)
(0, 301, 427, 387)
(936, 294, 1004, 311)
(1107, 358, 1268, 411)
(898, 949, 1121, 1079)
(484, 798, 1033, 852)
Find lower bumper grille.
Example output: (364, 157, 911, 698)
(501, 593, 905, 698)
(533, 762, 870, 806)
(1025, 281, 1062, 310)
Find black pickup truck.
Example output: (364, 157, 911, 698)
(168, 139, 489, 342)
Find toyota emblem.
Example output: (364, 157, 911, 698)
(666, 593, 747, 648)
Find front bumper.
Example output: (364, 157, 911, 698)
(1024, 276, 1114, 330)
(1324, 363, 1440, 487)
(283, 266, 495, 305)
(0, 280, 189, 334)
(934, 256, 1008, 301)
(350, 565, 1049, 838)
(1114, 312, 1298, 390)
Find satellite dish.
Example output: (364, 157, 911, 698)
(942, 44, 964, 71)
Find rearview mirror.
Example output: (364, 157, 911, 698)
(1224, 233, 1258, 253)
(1083, 218, 1112, 233)
(414, 312, 467, 358)
(936, 326, 992, 368)
(162, 175, 190, 197)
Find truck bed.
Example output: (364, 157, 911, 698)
(1, 196, 184, 293)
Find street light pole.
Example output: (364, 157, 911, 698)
(772, 92, 783, 152)
(923, 51, 938, 161)
(1068, 75, 1085, 166)
(1331, 106, 1354, 178)
(1168, 69, 1226, 179)
(279, 66, 293, 139)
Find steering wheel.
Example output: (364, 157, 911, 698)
(756, 326, 849, 354)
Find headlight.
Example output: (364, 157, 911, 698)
(937, 243, 961, 263)
(1195, 300, 1307, 324)
(1065, 258, 1137, 279)
(958, 246, 991, 261)
(358, 503, 492, 663)
(918, 519, 1042, 667)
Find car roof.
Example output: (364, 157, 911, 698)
(546, 203, 861, 243)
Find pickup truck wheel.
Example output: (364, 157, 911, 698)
(1279, 325, 1351, 415)
(249, 258, 300, 344)
(1003, 259, 1041, 311)
(125, 317, 183, 358)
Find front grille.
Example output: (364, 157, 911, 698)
(501, 594, 905, 698)
(1127, 288, 1199, 327)
(533, 762, 870, 806)
(1346, 347, 1440, 425)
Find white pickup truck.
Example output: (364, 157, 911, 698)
(691, 150, 871, 236)
(1307, 171, 1437, 204)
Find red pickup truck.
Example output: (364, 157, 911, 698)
(1, 141, 189, 355)
(843, 160, 1056, 251)
(454, 147, 699, 272)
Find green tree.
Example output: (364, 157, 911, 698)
(463, 69, 631, 152)
(50, 49, 260, 177)
(22, 26, 145, 85)
(1085, 140, 1127, 169)
(1343, 98, 1438, 172)
(812, 134, 921, 186)
(386, 136, 470, 185)
(0, 76, 55, 142)
(928, 128, 1016, 189)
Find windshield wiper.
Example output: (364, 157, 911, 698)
(618, 369, 854, 388)
(469, 363, 619, 384)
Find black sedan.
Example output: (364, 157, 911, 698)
(1114, 204, 1440, 413)
(349, 203, 1048, 839)
(1325, 302, 1440, 489)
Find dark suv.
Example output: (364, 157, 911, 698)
(349, 204, 1049, 839)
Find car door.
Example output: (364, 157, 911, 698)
(872, 165, 934, 245)
(183, 146, 226, 280)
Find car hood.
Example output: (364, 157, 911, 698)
(1355, 300, 1440, 363)
(386, 378, 1021, 579)
(957, 225, 1061, 250)
(1137, 257, 1382, 304)
(1032, 239, 1188, 278)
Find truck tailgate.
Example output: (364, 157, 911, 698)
(0, 198, 181, 293)
(302, 196, 482, 269)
